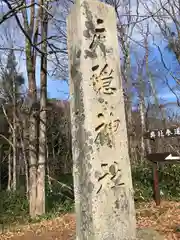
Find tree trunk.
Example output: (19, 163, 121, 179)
(123, 52, 133, 161)
(36, 104, 46, 215)
(139, 96, 146, 161)
(7, 149, 12, 191)
(144, 33, 152, 155)
(28, 68, 38, 218)
(46, 146, 52, 191)
(0, 146, 2, 191)
(26, 45, 38, 218)
(138, 70, 146, 161)
(20, 127, 29, 198)
(36, 1, 48, 215)
(22, 0, 39, 217)
(29, 115, 38, 218)
(12, 86, 17, 191)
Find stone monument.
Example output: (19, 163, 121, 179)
(67, 0, 136, 239)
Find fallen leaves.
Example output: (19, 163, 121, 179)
(137, 201, 180, 240)
(0, 201, 180, 239)
(0, 214, 76, 240)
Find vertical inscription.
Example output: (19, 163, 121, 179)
(83, 4, 124, 193)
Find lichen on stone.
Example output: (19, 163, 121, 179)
(70, 44, 95, 239)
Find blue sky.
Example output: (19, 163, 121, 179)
(23, 37, 177, 102)
(0, 0, 179, 104)
(45, 33, 178, 102)
(45, 52, 178, 105)
(0, 2, 70, 101)
(25, 1, 70, 100)
(43, 1, 179, 104)
(47, 79, 69, 100)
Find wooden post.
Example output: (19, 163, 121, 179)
(152, 162, 160, 206)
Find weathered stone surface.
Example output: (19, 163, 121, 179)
(137, 228, 164, 240)
(67, 0, 136, 239)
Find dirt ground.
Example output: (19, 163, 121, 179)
(0, 201, 180, 240)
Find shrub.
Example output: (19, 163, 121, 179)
(132, 161, 180, 201)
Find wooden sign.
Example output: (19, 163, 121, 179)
(146, 152, 180, 163)
(144, 127, 180, 139)
(145, 127, 180, 206)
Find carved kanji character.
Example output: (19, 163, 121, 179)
(96, 162, 124, 194)
(91, 63, 116, 95)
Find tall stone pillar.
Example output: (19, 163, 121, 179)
(67, 0, 136, 239)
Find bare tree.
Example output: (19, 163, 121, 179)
(0, 0, 70, 217)
(142, 0, 180, 104)
(36, 0, 48, 215)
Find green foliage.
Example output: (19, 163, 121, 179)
(0, 174, 74, 227)
(158, 164, 180, 200)
(1, 164, 180, 229)
(132, 161, 180, 201)
(0, 190, 28, 225)
(28, 199, 74, 224)
(46, 174, 74, 213)
(132, 162, 153, 202)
